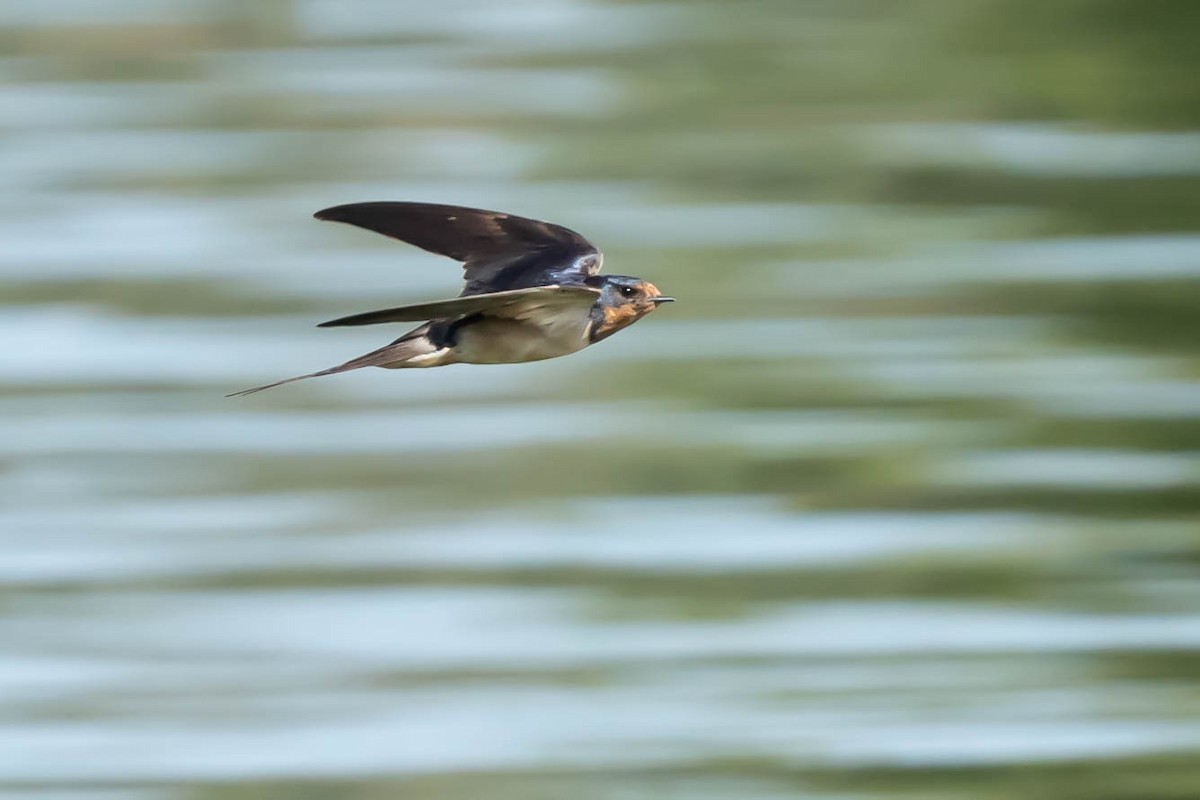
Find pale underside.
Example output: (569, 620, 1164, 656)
(383, 287, 600, 368)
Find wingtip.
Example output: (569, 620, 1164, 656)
(313, 201, 392, 223)
(312, 203, 358, 222)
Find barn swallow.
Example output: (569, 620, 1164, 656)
(228, 201, 673, 396)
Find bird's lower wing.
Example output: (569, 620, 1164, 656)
(317, 285, 600, 327)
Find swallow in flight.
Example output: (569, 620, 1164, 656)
(228, 202, 673, 396)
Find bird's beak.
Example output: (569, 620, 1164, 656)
(651, 296, 676, 304)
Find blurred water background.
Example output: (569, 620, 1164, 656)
(3, 1, 1200, 797)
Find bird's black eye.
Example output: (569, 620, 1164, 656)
(619, 285, 637, 298)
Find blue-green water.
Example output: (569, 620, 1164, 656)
(2, 2, 1199, 798)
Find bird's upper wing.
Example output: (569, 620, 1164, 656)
(314, 202, 603, 295)
(316, 285, 601, 328)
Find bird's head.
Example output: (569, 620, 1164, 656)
(586, 275, 674, 342)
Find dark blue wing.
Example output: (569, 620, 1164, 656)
(314, 201, 603, 296)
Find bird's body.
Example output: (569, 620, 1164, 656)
(229, 202, 672, 396)
(453, 310, 590, 364)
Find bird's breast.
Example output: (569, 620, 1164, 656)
(452, 309, 592, 364)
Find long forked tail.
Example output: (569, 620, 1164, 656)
(226, 329, 445, 397)
(225, 363, 358, 397)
